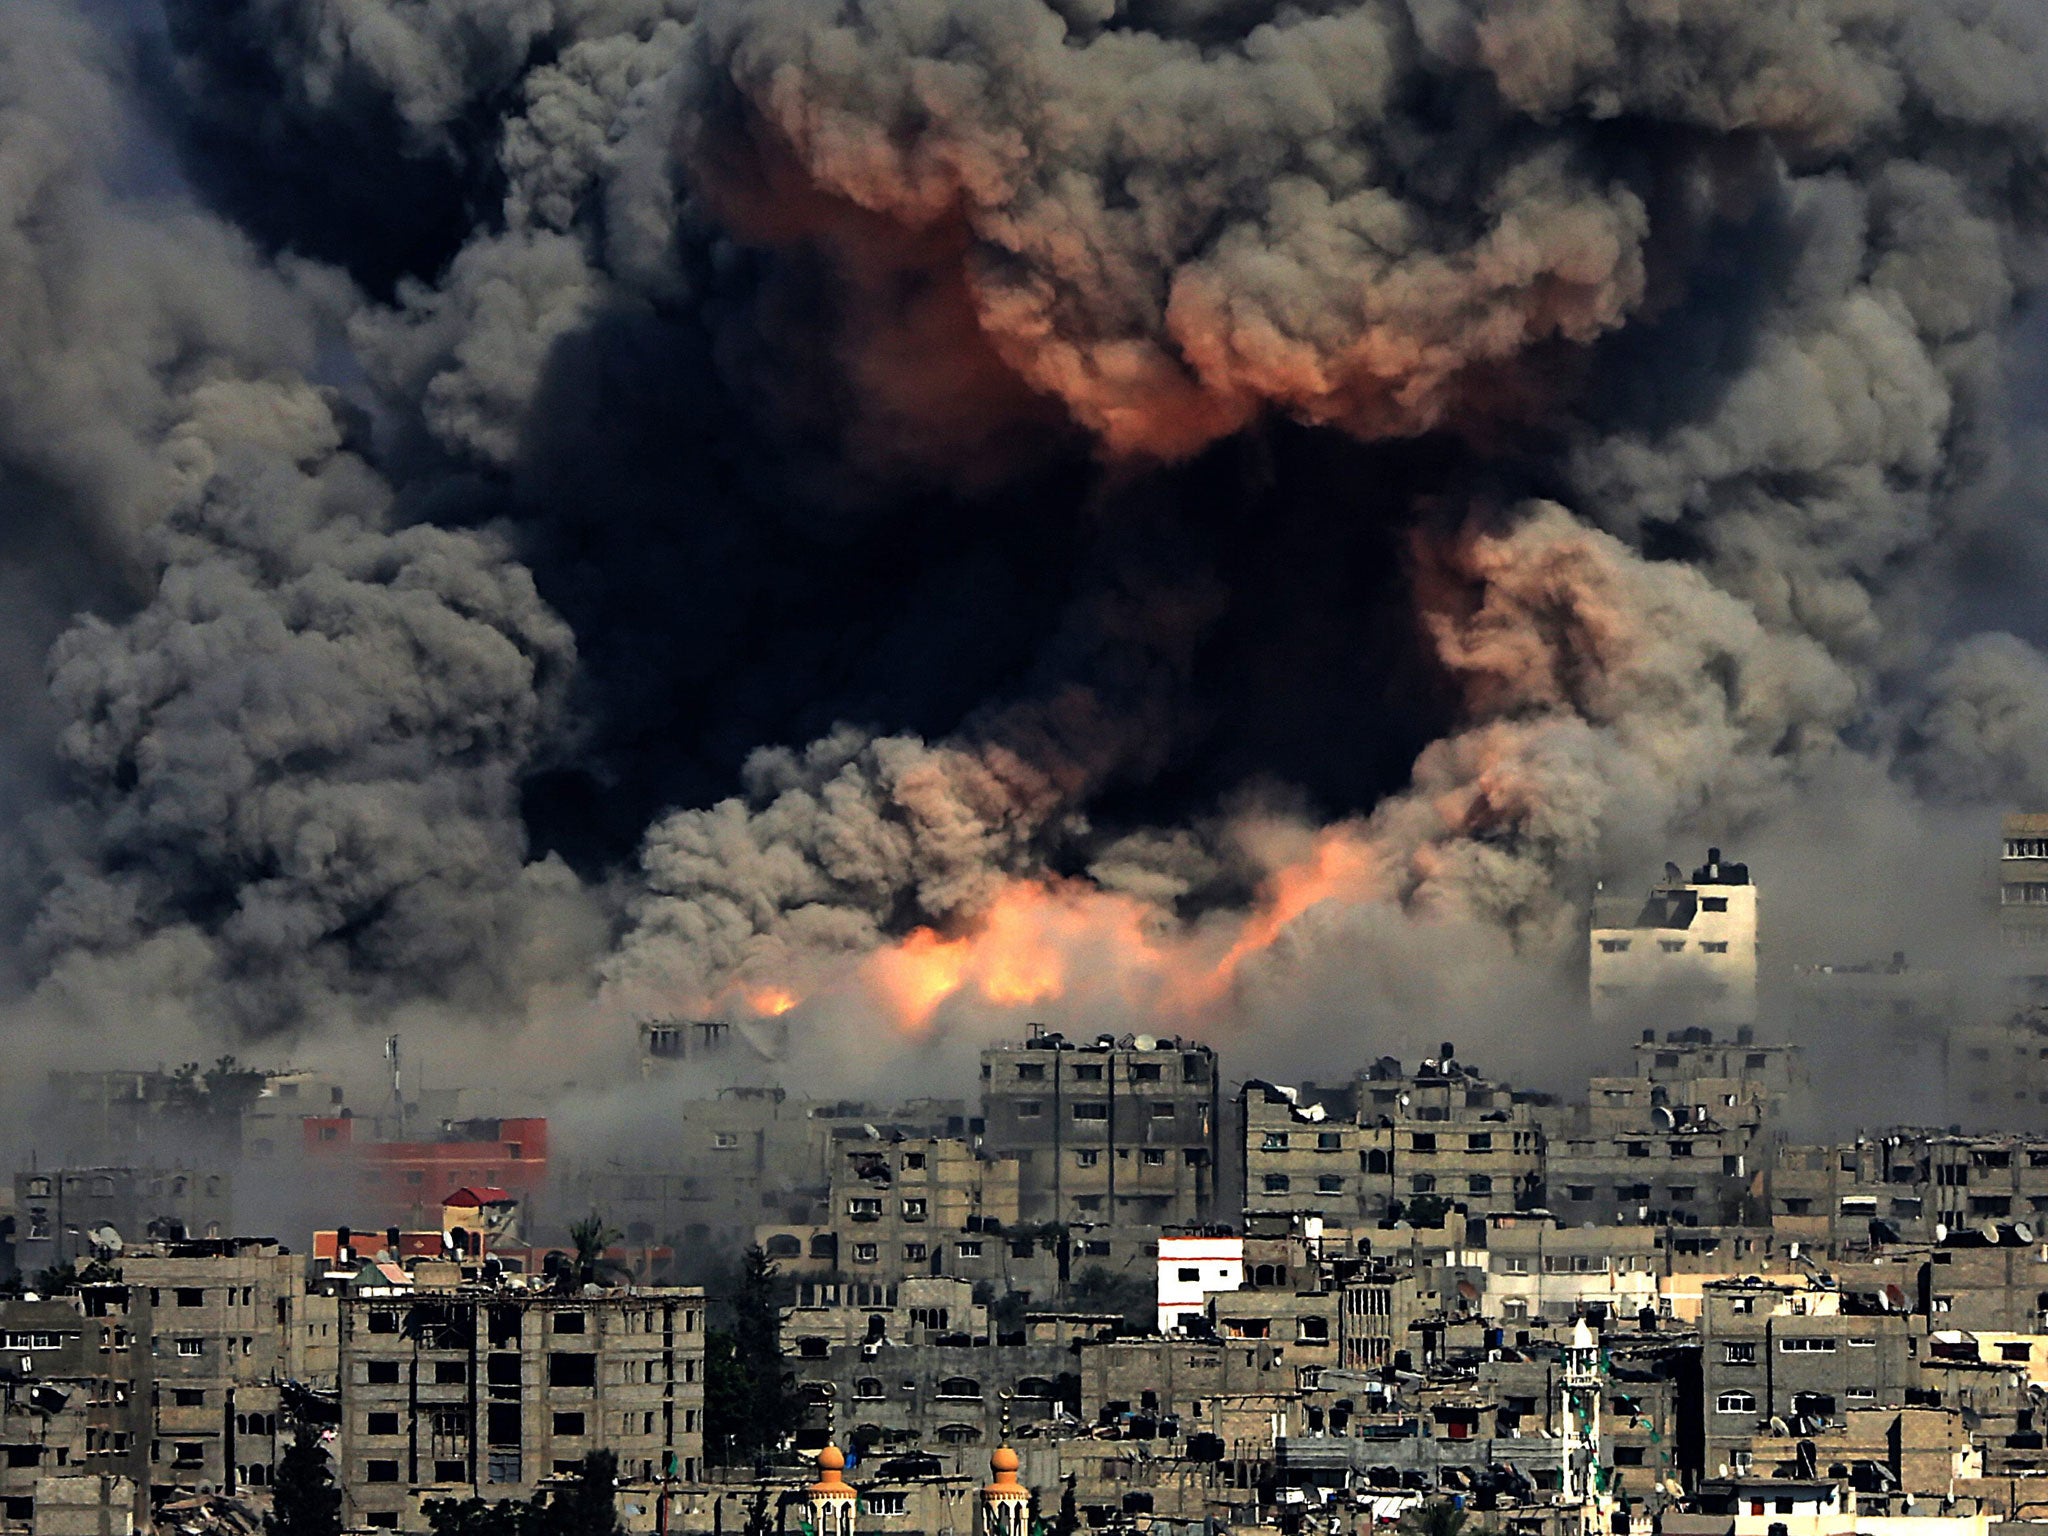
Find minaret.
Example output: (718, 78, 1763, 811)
(810, 1446, 858, 1536)
(1561, 1317, 1606, 1535)
(982, 1448, 1030, 1536)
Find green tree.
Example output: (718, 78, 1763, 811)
(539, 1450, 624, 1536)
(266, 1424, 342, 1536)
(424, 1452, 622, 1536)
(703, 1246, 801, 1464)
(1065, 1265, 1151, 1328)
(1398, 1499, 1469, 1536)
(567, 1213, 624, 1288)
(1051, 1478, 1079, 1536)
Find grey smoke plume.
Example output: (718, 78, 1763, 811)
(5, 0, 2048, 1058)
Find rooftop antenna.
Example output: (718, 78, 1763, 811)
(384, 1034, 403, 1137)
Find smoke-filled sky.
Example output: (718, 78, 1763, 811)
(7, 0, 2048, 1093)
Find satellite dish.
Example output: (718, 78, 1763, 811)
(1133, 1035, 1159, 1052)
(2017, 1222, 2036, 1245)
(89, 1226, 123, 1255)
(1934, 1223, 1949, 1245)
(1981, 1221, 2003, 1246)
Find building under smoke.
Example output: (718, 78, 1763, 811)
(1591, 850, 1760, 1032)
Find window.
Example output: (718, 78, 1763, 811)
(1073, 1064, 1103, 1082)
(367, 1461, 401, 1483)
(1660, 940, 1685, 953)
(1467, 1133, 1492, 1152)
(863, 1493, 908, 1516)
(1318, 1175, 1343, 1193)
(1262, 1132, 1290, 1151)
(1075, 1150, 1100, 1168)
(1073, 1103, 1108, 1121)
(1151, 1102, 1176, 1119)
(855, 1378, 885, 1400)
(1724, 1343, 1756, 1365)
(436, 1361, 467, 1385)
(1600, 939, 1631, 953)
(436, 1461, 467, 1484)
(901, 1152, 925, 1170)
(1132, 1063, 1162, 1081)
(1702, 941, 1729, 953)
(1017, 1064, 1045, 1081)
(173, 1389, 205, 1408)
(1264, 1175, 1291, 1194)
(1177, 1268, 1201, 1282)
(368, 1412, 401, 1436)
(1716, 1391, 1757, 1414)
(1297, 1317, 1329, 1343)
(1501, 1257, 1528, 1275)
(901, 1199, 927, 1221)
(711, 1131, 738, 1149)
(1015, 1101, 1042, 1119)
(1318, 1132, 1342, 1151)
(1411, 1134, 1436, 1153)
(903, 1243, 928, 1263)
(1467, 1175, 1493, 1196)
(1702, 896, 1728, 912)
(548, 1353, 598, 1387)
(175, 1288, 205, 1308)
(1566, 1185, 1595, 1201)
(176, 1339, 204, 1358)
(956, 1241, 983, 1259)
(1410, 1174, 1436, 1194)
(936, 1377, 982, 1399)
(553, 1411, 585, 1435)
(1780, 1338, 1837, 1353)
(554, 1312, 585, 1334)
(367, 1360, 399, 1384)
(1143, 1149, 1166, 1166)
(852, 1243, 878, 1264)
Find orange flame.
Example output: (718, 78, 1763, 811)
(844, 824, 1383, 1034)
(745, 986, 800, 1017)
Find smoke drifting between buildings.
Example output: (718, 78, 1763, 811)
(4, 0, 2048, 1080)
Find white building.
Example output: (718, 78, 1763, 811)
(1156, 1233, 1243, 1333)
(1591, 848, 1758, 1029)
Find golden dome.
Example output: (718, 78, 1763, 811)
(818, 1446, 846, 1472)
(990, 1448, 1021, 1474)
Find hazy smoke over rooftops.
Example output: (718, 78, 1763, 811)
(4, 0, 2048, 1086)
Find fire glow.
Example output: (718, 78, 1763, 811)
(733, 824, 1385, 1035)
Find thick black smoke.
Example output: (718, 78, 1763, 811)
(4, 0, 2048, 1060)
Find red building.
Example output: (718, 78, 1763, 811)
(301, 1116, 548, 1230)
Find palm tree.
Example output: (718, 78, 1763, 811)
(567, 1212, 623, 1287)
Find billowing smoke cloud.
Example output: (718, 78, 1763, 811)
(5, 0, 2048, 1077)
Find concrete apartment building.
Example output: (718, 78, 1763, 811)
(122, 1238, 308, 1499)
(1591, 849, 1759, 1030)
(567, 1092, 969, 1261)
(0, 1295, 149, 1533)
(1239, 1053, 1547, 1227)
(1696, 1278, 1918, 1480)
(12, 1169, 233, 1279)
(1999, 813, 2048, 953)
(338, 1284, 704, 1529)
(825, 1138, 1021, 1284)
(979, 1031, 1225, 1228)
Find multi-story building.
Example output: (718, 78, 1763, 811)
(1696, 1278, 1917, 1480)
(819, 1138, 1021, 1287)
(979, 1031, 1224, 1228)
(1999, 812, 2048, 953)
(122, 1238, 308, 1498)
(12, 1168, 233, 1279)
(338, 1283, 704, 1529)
(1591, 849, 1759, 1029)
(301, 1117, 549, 1234)
(0, 1295, 150, 1531)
